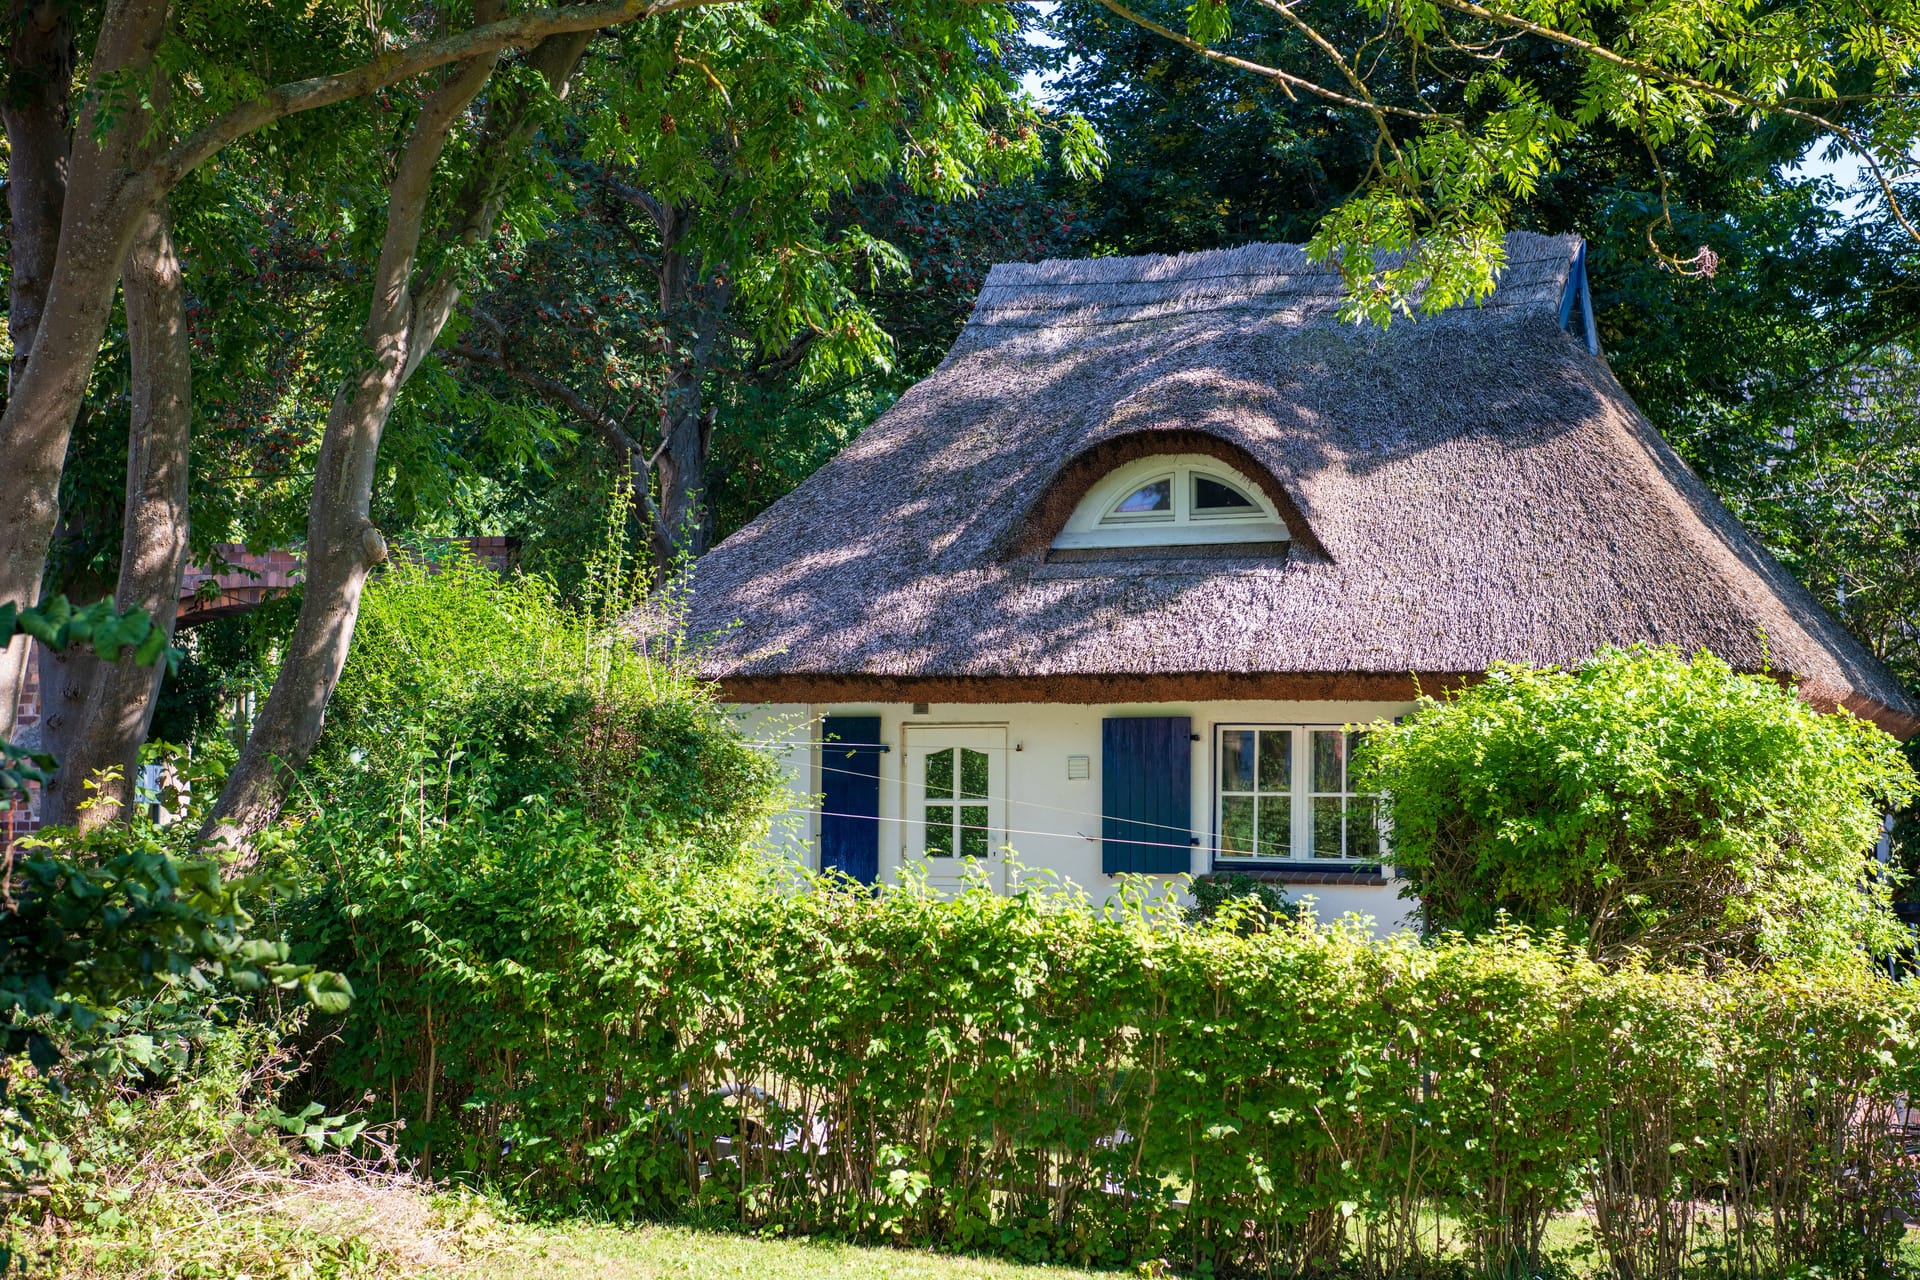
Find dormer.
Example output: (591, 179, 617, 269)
(1051, 454, 1290, 552)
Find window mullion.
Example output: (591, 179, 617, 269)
(1291, 727, 1308, 861)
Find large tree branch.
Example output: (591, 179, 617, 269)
(743, 329, 817, 386)
(367, 35, 504, 347)
(604, 174, 671, 237)
(156, 0, 736, 194)
(403, 30, 598, 383)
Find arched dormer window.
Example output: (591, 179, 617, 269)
(1051, 454, 1289, 552)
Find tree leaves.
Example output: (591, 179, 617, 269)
(0, 598, 180, 671)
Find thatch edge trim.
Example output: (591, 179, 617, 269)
(715, 673, 1920, 739)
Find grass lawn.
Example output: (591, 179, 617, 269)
(460, 1221, 1134, 1280)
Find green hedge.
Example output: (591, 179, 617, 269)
(1355, 647, 1915, 966)
(308, 856, 1920, 1278)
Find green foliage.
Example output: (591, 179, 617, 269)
(0, 600, 345, 1198)
(1, 597, 182, 803)
(0, 818, 352, 1191)
(20, 1010, 449, 1278)
(1354, 647, 1917, 965)
(1184, 870, 1298, 932)
(312, 864, 1920, 1278)
(304, 541, 784, 857)
(1124, 0, 1920, 318)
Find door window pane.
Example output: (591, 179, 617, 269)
(960, 748, 989, 800)
(960, 806, 990, 858)
(926, 805, 954, 856)
(925, 748, 954, 800)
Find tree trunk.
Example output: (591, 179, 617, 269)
(5, 0, 73, 399)
(36, 204, 193, 830)
(0, 0, 169, 728)
(0, 0, 75, 742)
(651, 207, 730, 571)
(202, 32, 592, 850)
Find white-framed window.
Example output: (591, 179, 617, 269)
(1052, 454, 1289, 551)
(1213, 725, 1384, 863)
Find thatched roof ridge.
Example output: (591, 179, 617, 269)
(969, 235, 1577, 329)
(676, 232, 1918, 738)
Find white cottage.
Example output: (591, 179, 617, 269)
(676, 232, 1919, 927)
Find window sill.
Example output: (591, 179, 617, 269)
(1046, 541, 1289, 564)
(1208, 862, 1392, 887)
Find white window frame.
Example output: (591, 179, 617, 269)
(1052, 454, 1288, 550)
(1210, 723, 1387, 866)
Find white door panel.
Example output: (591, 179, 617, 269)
(903, 725, 1008, 894)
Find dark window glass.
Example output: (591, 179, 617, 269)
(1312, 730, 1343, 793)
(1220, 795, 1255, 855)
(1257, 796, 1292, 857)
(1257, 730, 1291, 791)
(1194, 475, 1257, 511)
(1346, 797, 1381, 860)
(1312, 797, 1343, 858)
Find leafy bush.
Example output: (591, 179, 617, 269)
(1185, 870, 1298, 932)
(0, 814, 351, 1214)
(305, 547, 783, 862)
(285, 541, 788, 1175)
(308, 856, 1920, 1279)
(19, 1009, 462, 1278)
(1353, 646, 1916, 965)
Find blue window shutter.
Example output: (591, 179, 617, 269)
(820, 716, 881, 885)
(1102, 716, 1192, 875)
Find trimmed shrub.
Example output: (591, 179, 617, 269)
(1353, 646, 1916, 965)
(304, 855, 1920, 1279)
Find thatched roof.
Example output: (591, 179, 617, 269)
(679, 232, 1918, 738)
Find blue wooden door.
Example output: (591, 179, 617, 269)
(820, 716, 882, 884)
(1102, 716, 1193, 875)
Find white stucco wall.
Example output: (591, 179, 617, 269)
(730, 699, 1420, 935)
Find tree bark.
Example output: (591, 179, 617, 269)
(0, 0, 74, 741)
(201, 31, 594, 850)
(0, 0, 170, 728)
(35, 204, 193, 830)
(648, 202, 730, 570)
(4, 0, 73, 398)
